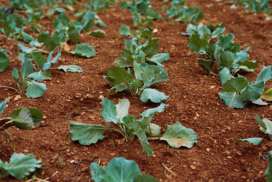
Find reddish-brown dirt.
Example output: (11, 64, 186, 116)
(1, 0, 272, 181)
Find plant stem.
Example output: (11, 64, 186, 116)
(0, 86, 19, 92)
(147, 137, 160, 140)
(0, 118, 10, 121)
(0, 120, 13, 130)
(108, 128, 128, 141)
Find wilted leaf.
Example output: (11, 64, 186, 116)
(58, 65, 83, 73)
(140, 89, 168, 103)
(140, 103, 168, 118)
(235, 138, 262, 145)
(197, 58, 216, 76)
(261, 88, 272, 101)
(116, 99, 130, 123)
(114, 57, 132, 67)
(161, 122, 197, 148)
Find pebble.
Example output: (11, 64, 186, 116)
(241, 176, 246, 179)
(14, 95, 21, 101)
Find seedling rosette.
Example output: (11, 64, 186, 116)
(70, 98, 197, 157)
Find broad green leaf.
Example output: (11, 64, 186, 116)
(28, 70, 52, 81)
(141, 40, 159, 57)
(27, 108, 43, 125)
(32, 52, 46, 70)
(116, 99, 130, 123)
(133, 61, 142, 80)
(89, 30, 105, 37)
(95, 20, 107, 28)
(146, 53, 169, 67)
(119, 25, 130, 36)
(90, 163, 106, 182)
(53, 13, 70, 29)
(198, 26, 211, 40)
(0, 48, 10, 72)
(103, 157, 141, 182)
(100, 98, 120, 124)
(70, 121, 111, 145)
(237, 60, 258, 72)
(9, 108, 33, 129)
(197, 58, 216, 76)
(71, 44, 96, 58)
(188, 34, 208, 53)
(218, 34, 234, 49)
(0, 100, 7, 115)
(68, 26, 80, 43)
(140, 89, 168, 103)
(134, 174, 159, 182)
(123, 115, 154, 156)
(20, 59, 34, 79)
(128, 79, 142, 95)
(21, 32, 35, 43)
(218, 67, 234, 85)
(240, 81, 264, 102)
(43, 51, 61, 70)
(140, 103, 168, 118)
(235, 138, 262, 145)
(254, 114, 266, 132)
(106, 67, 133, 84)
(161, 122, 198, 148)
(26, 80, 47, 98)
(141, 65, 168, 88)
(222, 77, 248, 93)
(219, 92, 245, 108)
(211, 27, 225, 39)
(256, 66, 272, 84)
(0, 153, 41, 180)
(265, 151, 272, 182)
(261, 88, 272, 101)
(114, 57, 132, 67)
(12, 68, 20, 84)
(220, 51, 236, 69)
(108, 84, 128, 94)
(139, 115, 154, 130)
(144, 123, 161, 137)
(58, 65, 83, 73)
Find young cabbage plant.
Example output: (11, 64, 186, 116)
(90, 157, 159, 182)
(235, 114, 272, 148)
(227, 0, 271, 14)
(70, 98, 198, 157)
(0, 152, 42, 180)
(83, 0, 116, 13)
(0, 99, 43, 130)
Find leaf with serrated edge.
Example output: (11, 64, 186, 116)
(140, 89, 168, 103)
(161, 122, 197, 148)
(235, 138, 262, 145)
(70, 121, 111, 145)
(100, 98, 120, 124)
(0, 153, 41, 180)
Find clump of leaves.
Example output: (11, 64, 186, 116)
(227, 0, 271, 14)
(90, 157, 159, 182)
(164, 1, 203, 24)
(0, 99, 43, 130)
(70, 98, 198, 157)
(83, 0, 116, 14)
(0, 48, 10, 72)
(0, 153, 42, 180)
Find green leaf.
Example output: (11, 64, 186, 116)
(254, 114, 267, 133)
(197, 58, 216, 76)
(89, 30, 105, 37)
(58, 65, 83, 73)
(141, 65, 168, 88)
(53, 13, 70, 29)
(21, 32, 35, 43)
(218, 67, 234, 85)
(69, 121, 110, 145)
(219, 92, 245, 108)
(140, 103, 168, 118)
(0, 99, 7, 115)
(134, 174, 159, 182)
(90, 163, 106, 182)
(108, 84, 128, 94)
(100, 98, 120, 124)
(188, 34, 208, 53)
(144, 123, 161, 137)
(128, 79, 142, 95)
(240, 81, 264, 102)
(20, 59, 34, 79)
(9, 108, 34, 129)
(32, 52, 46, 70)
(261, 88, 272, 101)
(218, 34, 234, 49)
(220, 51, 236, 69)
(222, 77, 248, 93)
(114, 57, 132, 67)
(235, 138, 262, 145)
(256, 66, 272, 84)
(28, 70, 52, 81)
(0, 153, 41, 180)
(116, 99, 130, 123)
(68, 26, 80, 43)
(0, 48, 10, 72)
(26, 80, 47, 98)
(95, 19, 107, 28)
(103, 157, 141, 182)
(106, 67, 133, 85)
(237, 60, 258, 72)
(43, 51, 62, 71)
(161, 122, 198, 148)
(140, 89, 168, 103)
(71, 44, 96, 58)
(133, 61, 142, 80)
(12, 68, 20, 84)
(18, 43, 36, 54)
(119, 25, 130, 36)
(146, 53, 169, 67)
(265, 151, 272, 181)
(27, 108, 43, 126)
(198, 26, 211, 40)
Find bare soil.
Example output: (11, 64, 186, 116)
(1, 0, 272, 181)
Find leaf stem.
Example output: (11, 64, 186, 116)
(0, 86, 19, 92)
(0, 120, 13, 130)
(147, 137, 160, 140)
(108, 128, 128, 141)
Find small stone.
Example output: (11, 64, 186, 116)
(50, 160, 56, 164)
(241, 176, 246, 179)
(43, 116, 47, 119)
(153, 28, 158, 33)
(206, 148, 211, 152)
(190, 165, 196, 169)
(14, 95, 21, 101)
(23, 150, 28, 153)
(208, 179, 214, 182)
(227, 156, 232, 159)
